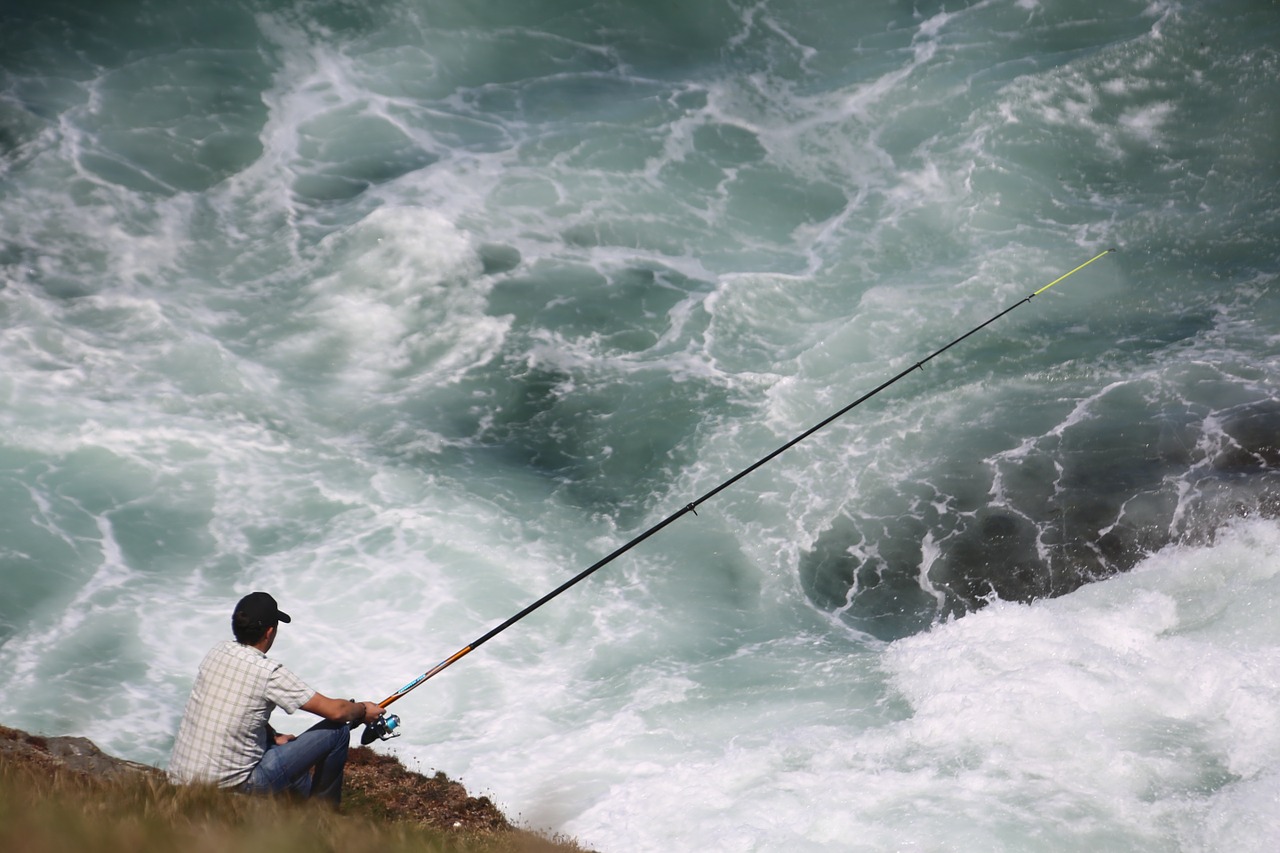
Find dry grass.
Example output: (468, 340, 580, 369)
(0, 729, 591, 853)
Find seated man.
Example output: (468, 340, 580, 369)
(168, 591, 383, 805)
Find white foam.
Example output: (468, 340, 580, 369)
(302, 206, 506, 391)
(509, 520, 1280, 852)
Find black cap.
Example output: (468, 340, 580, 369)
(234, 591, 291, 626)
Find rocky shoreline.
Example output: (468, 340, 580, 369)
(0, 724, 161, 781)
(0, 723, 583, 849)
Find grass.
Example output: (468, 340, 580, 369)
(0, 733, 590, 853)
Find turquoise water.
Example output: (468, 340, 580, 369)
(3, 1, 1279, 849)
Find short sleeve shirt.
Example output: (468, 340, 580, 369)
(168, 640, 314, 788)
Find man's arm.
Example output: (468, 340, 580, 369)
(301, 693, 384, 726)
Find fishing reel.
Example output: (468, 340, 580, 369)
(361, 713, 402, 745)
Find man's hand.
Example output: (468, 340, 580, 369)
(353, 700, 383, 726)
(274, 733, 297, 745)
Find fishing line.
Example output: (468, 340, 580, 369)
(360, 247, 1117, 744)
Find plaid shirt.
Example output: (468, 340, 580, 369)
(168, 640, 314, 787)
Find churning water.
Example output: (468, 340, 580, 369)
(2, 1, 1279, 849)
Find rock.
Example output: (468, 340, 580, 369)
(0, 724, 161, 781)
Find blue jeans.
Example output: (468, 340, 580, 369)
(242, 720, 351, 805)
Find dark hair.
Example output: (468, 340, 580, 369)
(232, 611, 274, 645)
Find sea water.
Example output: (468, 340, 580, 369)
(2, 1, 1279, 850)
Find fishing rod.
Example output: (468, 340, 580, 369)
(360, 247, 1117, 744)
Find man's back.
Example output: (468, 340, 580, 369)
(168, 640, 312, 787)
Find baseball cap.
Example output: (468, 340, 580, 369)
(234, 591, 292, 626)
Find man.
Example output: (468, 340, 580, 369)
(168, 591, 384, 805)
